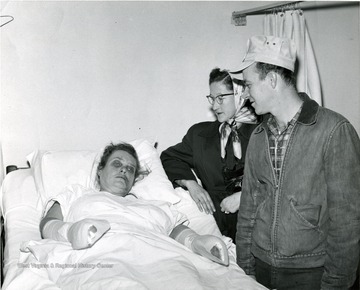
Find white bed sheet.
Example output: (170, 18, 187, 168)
(0, 169, 267, 290)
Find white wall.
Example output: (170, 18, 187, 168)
(304, 1, 360, 129)
(1, 1, 359, 168)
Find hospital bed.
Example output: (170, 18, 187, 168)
(0, 138, 267, 289)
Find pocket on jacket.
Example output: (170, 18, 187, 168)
(277, 199, 325, 256)
(290, 200, 321, 227)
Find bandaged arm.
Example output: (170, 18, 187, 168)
(170, 224, 229, 266)
(40, 202, 110, 250)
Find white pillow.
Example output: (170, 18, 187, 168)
(28, 139, 180, 207)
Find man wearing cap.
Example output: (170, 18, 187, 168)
(233, 35, 360, 289)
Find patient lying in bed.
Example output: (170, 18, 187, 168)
(40, 142, 229, 265)
(40, 184, 229, 265)
(2, 141, 267, 290)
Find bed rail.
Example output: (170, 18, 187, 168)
(2, 162, 30, 286)
(5, 162, 30, 175)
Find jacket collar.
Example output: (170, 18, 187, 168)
(255, 93, 319, 134)
(297, 93, 319, 125)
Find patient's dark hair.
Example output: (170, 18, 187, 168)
(209, 68, 233, 90)
(255, 62, 296, 87)
(97, 142, 141, 179)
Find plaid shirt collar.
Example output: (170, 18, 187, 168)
(267, 104, 303, 137)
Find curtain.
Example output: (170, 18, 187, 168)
(263, 10, 322, 105)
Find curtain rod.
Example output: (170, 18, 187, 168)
(232, 1, 357, 26)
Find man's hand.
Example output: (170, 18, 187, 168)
(177, 180, 216, 214)
(220, 191, 242, 214)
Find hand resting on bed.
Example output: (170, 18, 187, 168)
(170, 224, 229, 266)
(42, 218, 110, 250)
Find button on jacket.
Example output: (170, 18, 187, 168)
(236, 93, 360, 289)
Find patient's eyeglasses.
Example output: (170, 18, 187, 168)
(206, 93, 233, 105)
